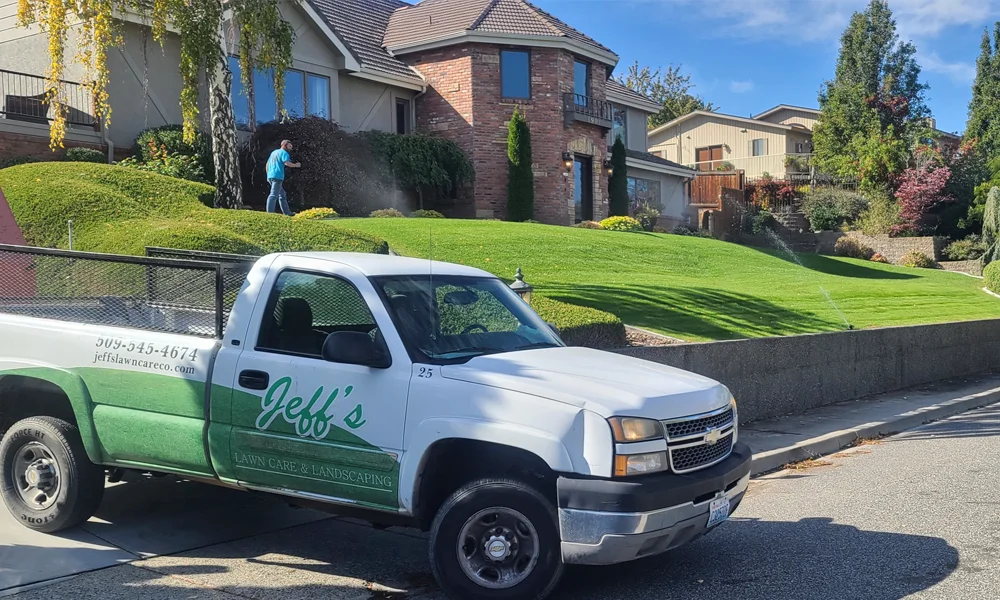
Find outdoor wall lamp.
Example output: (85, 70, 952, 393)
(509, 267, 533, 304)
(603, 158, 614, 177)
(562, 152, 574, 170)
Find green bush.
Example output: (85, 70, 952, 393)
(507, 107, 534, 221)
(575, 220, 603, 229)
(752, 209, 775, 234)
(0, 155, 41, 170)
(608, 136, 628, 217)
(899, 250, 935, 269)
(833, 237, 875, 260)
(984, 261, 1000, 294)
(65, 147, 106, 163)
(292, 207, 339, 221)
(801, 188, 868, 232)
(134, 125, 214, 182)
(0, 162, 388, 257)
(671, 225, 713, 238)
(411, 209, 445, 218)
(118, 141, 207, 183)
(633, 203, 660, 232)
(600, 216, 643, 232)
(943, 235, 986, 261)
(855, 192, 902, 235)
(370, 208, 406, 218)
(530, 296, 626, 349)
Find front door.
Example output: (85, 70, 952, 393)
(229, 269, 410, 511)
(574, 155, 593, 223)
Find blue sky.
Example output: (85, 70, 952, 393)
(533, 0, 1000, 134)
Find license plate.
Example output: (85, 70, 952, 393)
(707, 496, 730, 528)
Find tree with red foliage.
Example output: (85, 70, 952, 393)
(893, 146, 953, 236)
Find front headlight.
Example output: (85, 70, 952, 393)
(608, 417, 663, 442)
(614, 451, 667, 476)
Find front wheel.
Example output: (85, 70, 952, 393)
(0, 416, 105, 533)
(429, 478, 563, 600)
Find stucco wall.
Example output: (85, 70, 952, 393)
(339, 75, 415, 133)
(616, 319, 1000, 424)
(627, 163, 688, 220)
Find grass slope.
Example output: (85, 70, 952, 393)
(330, 219, 1000, 341)
(0, 162, 386, 255)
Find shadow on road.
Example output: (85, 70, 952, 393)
(6, 513, 959, 600)
(896, 403, 1000, 442)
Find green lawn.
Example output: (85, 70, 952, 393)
(329, 219, 1000, 341)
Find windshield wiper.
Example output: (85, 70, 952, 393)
(512, 342, 560, 351)
(431, 346, 502, 359)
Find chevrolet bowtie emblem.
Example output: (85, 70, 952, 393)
(705, 428, 722, 445)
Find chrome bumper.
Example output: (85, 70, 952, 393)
(559, 472, 750, 565)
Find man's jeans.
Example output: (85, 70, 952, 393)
(266, 178, 292, 216)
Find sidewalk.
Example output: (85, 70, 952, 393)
(742, 372, 1000, 475)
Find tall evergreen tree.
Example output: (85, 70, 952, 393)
(506, 107, 534, 221)
(607, 137, 629, 217)
(965, 25, 1000, 161)
(813, 0, 929, 194)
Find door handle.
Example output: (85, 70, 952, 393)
(238, 370, 270, 390)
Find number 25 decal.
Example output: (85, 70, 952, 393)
(418, 367, 433, 379)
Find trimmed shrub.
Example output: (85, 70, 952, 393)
(942, 235, 986, 261)
(833, 237, 875, 260)
(370, 208, 406, 218)
(530, 296, 626, 349)
(507, 107, 534, 221)
(65, 147, 106, 163)
(600, 216, 643, 232)
(608, 136, 628, 216)
(575, 220, 603, 229)
(671, 225, 713, 238)
(801, 188, 868, 232)
(899, 250, 935, 269)
(411, 209, 445, 218)
(118, 140, 208, 183)
(984, 261, 1000, 294)
(0, 155, 41, 170)
(752, 209, 775, 234)
(292, 207, 339, 221)
(134, 125, 214, 182)
(870, 253, 889, 264)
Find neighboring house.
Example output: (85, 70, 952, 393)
(647, 104, 818, 180)
(0, 0, 693, 226)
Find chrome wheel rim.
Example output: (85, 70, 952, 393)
(13, 442, 60, 510)
(457, 507, 540, 589)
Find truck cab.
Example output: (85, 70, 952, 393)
(0, 246, 751, 600)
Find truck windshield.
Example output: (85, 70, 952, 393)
(372, 275, 564, 363)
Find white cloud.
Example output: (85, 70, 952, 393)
(921, 51, 977, 83)
(729, 80, 755, 93)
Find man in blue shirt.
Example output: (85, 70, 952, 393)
(265, 140, 301, 216)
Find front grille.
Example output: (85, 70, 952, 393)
(670, 437, 734, 473)
(664, 406, 734, 440)
(662, 405, 736, 474)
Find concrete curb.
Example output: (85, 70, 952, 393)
(750, 387, 1000, 476)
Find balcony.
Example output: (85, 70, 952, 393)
(684, 153, 817, 179)
(1, 68, 97, 129)
(563, 93, 612, 129)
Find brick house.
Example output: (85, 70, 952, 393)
(0, 0, 694, 225)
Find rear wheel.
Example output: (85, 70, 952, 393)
(429, 478, 563, 600)
(0, 417, 105, 533)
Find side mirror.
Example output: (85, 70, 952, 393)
(322, 331, 391, 369)
(546, 322, 561, 336)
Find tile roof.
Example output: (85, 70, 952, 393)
(306, 0, 423, 81)
(606, 79, 658, 109)
(626, 149, 696, 173)
(383, 0, 614, 56)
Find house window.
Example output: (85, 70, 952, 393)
(611, 105, 627, 146)
(694, 145, 724, 171)
(500, 50, 530, 99)
(396, 98, 411, 134)
(795, 141, 808, 153)
(228, 56, 331, 128)
(751, 138, 766, 156)
(627, 176, 661, 211)
(574, 59, 589, 105)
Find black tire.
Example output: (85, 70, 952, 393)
(429, 478, 564, 600)
(0, 416, 105, 533)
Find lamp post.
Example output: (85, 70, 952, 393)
(510, 267, 533, 304)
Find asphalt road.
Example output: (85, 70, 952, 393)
(5, 403, 1000, 599)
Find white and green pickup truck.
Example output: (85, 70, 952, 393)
(0, 243, 750, 600)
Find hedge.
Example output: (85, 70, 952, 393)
(985, 261, 1000, 294)
(0, 162, 387, 256)
(531, 296, 626, 349)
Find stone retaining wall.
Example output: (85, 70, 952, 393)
(615, 319, 1000, 424)
(939, 259, 983, 276)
